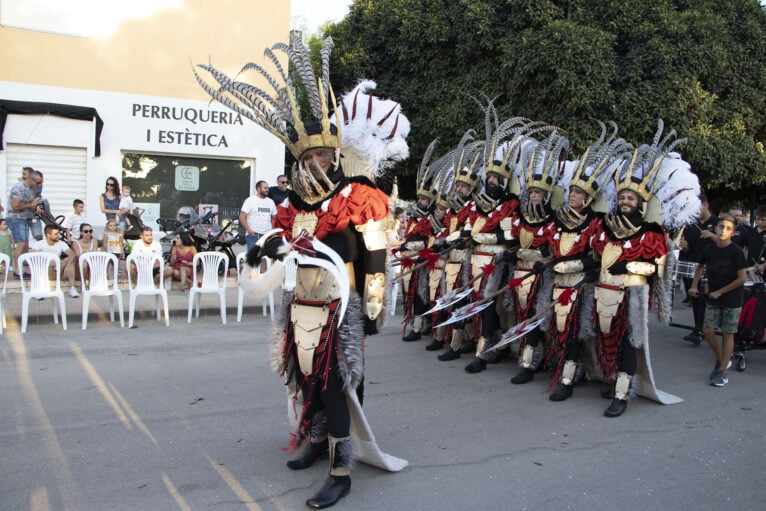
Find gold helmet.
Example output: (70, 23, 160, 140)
(569, 121, 632, 209)
(415, 139, 440, 204)
(520, 131, 569, 207)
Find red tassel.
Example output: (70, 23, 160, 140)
(418, 248, 433, 259)
(558, 287, 576, 306)
(508, 278, 523, 290)
(481, 262, 495, 275)
(400, 258, 415, 270)
(391, 247, 399, 255)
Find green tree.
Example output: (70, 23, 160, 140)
(326, 0, 766, 208)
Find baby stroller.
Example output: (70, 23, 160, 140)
(733, 282, 766, 372)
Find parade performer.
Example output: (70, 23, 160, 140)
(545, 124, 631, 401)
(433, 134, 484, 360)
(196, 35, 408, 508)
(459, 115, 528, 373)
(591, 120, 698, 417)
(400, 140, 440, 342)
(509, 132, 568, 384)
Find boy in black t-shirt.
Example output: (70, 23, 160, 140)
(690, 215, 747, 387)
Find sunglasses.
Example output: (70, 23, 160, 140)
(32, 179, 43, 185)
(279, 180, 288, 184)
(81, 229, 93, 233)
(106, 182, 116, 186)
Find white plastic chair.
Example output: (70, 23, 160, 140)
(188, 251, 228, 324)
(0, 253, 10, 333)
(236, 252, 275, 322)
(80, 252, 124, 329)
(18, 252, 67, 333)
(126, 253, 169, 328)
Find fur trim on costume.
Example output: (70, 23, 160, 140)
(627, 285, 650, 349)
(577, 283, 596, 341)
(271, 290, 294, 374)
(331, 437, 355, 472)
(482, 259, 510, 299)
(533, 268, 555, 332)
(460, 249, 473, 287)
(310, 412, 328, 443)
(416, 267, 429, 306)
(652, 242, 675, 326)
(337, 294, 366, 393)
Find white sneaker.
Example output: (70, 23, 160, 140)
(69, 287, 80, 298)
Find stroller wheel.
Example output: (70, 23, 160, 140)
(734, 353, 747, 372)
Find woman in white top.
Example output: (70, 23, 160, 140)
(73, 223, 100, 285)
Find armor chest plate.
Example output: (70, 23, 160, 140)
(471, 217, 487, 235)
(449, 217, 458, 233)
(520, 228, 534, 249)
(601, 243, 623, 270)
(558, 231, 578, 256)
(293, 212, 319, 238)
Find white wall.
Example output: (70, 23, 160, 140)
(0, 80, 285, 227)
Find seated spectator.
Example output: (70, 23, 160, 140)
(73, 223, 101, 285)
(29, 224, 79, 297)
(169, 231, 197, 290)
(129, 227, 172, 284)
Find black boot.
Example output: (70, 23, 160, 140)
(287, 440, 328, 470)
(402, 330, 421, 342)
(464, 357, 487, 373)
(425, 338, 443, 351)
(604, 398, 627, 418)
(438, 347, 460, 361)
(549, 384, 573, 402)
(305, 475, 351, 509)
(487, 347, 510, 364)
(459, 342, 474, 354)
(510, 367, 535, 384)
(683, 330, 702, 346)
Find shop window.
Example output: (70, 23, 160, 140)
(121, 153, 251, 228)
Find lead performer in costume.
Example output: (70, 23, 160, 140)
(591, 121, 697, 417)
(196, 35, 408, 508)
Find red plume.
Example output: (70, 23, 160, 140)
(558, 287, 576, 306)
(508, 278, 523, 290)
(481, 262, 495, 275)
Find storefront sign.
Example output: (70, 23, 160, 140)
(175, 166, 199, 191)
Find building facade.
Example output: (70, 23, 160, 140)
(0, 0, 289, 233)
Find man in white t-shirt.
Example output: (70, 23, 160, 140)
(29, 224, 79, 297)
(130, 227, 173, 283)
(239, 180, 277, 250)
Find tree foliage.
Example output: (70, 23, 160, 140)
(325, 0, 766, 207)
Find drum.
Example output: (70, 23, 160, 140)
(674, 260, 698, 279)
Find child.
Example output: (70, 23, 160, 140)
(64, 199, 87, 241)
(689, 214, 747, 387)
(0, 219, 14, 273)
(119, 185, 134, 231)
(104, 219, 125, 258)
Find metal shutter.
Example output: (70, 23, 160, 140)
(5, 144, 88, 220)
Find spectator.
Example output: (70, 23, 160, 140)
(7, 169, 44, 278)
(239, 180, 276, 250)
(21, 167, 44, 241)
(99, 176, 122, 223)
(0, 218, 13, 273)
(743, 205, 766, 280)
(268, 174, 290, 205)
(678, 194, 718, 345)
(30, 224, 79, 297)
(689, 215, 747, 387)
(103, 219, 124, 258)
(119, 184, 134, 231)
(169, 231, 197, 290)
(729, 205, 751, 248)
(129, 227, 172, 283)
(64, 199, 87, 241)
(72, 223, 100, 285)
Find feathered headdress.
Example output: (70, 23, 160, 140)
(519, 131, 569, 208)
(615, 120, 699, 227)
(415, 138, 440, 203)
(566, 121, 633, 211)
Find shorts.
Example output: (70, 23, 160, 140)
(703, 305, 741, 334)
(27, 217, 43, 240)
(7, 217, 28, 242)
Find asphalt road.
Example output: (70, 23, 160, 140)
(1, 302, 764, 511)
